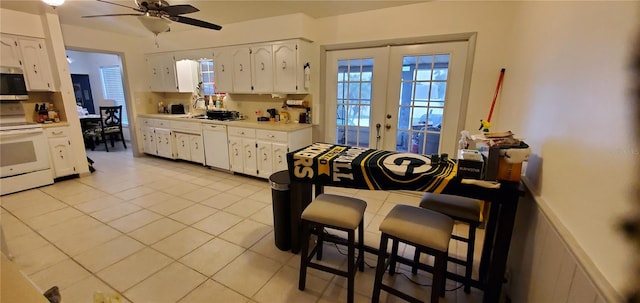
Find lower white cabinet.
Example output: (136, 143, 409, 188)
(175, 132, 204, 164)
(228, 127, 257, 175)
(139, 118, 176, 159)
(45, 127, 77, 178)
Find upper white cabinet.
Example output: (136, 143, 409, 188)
(213, 47, 234, 93)
(251, 44, 274, 93)
(213, 39, 312, 94)
(18, 37, 55, 91)
(146, 53, 199, 93)
(0, 35, 22, 68)
(147, 53, 178, 92)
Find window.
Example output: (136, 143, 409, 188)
(335, 58, 373, 147)
(199, 59, 215, 95)
(99, 65, 128, 125)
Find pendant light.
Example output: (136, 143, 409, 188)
(42, 0, 65, 7)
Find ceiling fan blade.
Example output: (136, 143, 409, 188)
(173, 16, 222, 30)
(159, 4, 199, 16)
(96, 0, 145, 12)
(82, 13, 145, 18)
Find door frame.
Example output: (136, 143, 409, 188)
(319, 33, 477, 151)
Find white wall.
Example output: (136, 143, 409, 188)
(499, 2, 638, 299)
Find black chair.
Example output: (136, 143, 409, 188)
(93, 105, 127, 152)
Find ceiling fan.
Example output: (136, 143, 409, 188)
(82, 0, 222, 36)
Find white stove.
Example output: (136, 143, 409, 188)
(0, 101, 53, 195)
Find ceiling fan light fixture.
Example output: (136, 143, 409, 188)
(138, 16, 171, 35)
(42, 0, 65, 7)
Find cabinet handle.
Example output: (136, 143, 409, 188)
(221, 64, 225, 72)
(59, 150, 64, 159)
(247, 150, 252, 158)
(239, 64, 243, 72)
(33, 64, 38, 74)
(234, 148, 239, 156)
(182, 141, 185, 147)
(52, 131, 62, 135)
(278, 155, 282, 163)
(153, 68, 157, 75)
(260, 62, 265, 71)
(269, 134, 274, 138)
(263, 153, 267, 161)
(281, 61, 286, 70)
(195, 142, 199, 149)
(165, 138, 169, 144)
(165, 67, 170, 75)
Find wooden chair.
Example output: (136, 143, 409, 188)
(91, 105, 127, 152)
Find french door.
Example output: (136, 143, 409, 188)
(325, 41, 469, 156)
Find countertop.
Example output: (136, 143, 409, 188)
(138, 114, 313, 132)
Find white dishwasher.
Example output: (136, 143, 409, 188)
(202, 124, 230, 170)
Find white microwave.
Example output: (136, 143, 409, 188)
(0, 67, 28, 101)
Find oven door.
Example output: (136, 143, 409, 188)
(0, 129, 51, 178)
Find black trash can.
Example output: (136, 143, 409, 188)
(269, 171, 291, 251)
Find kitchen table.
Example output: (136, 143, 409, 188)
(286, 142, 522, 303)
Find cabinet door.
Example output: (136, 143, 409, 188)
(0, 35, 22, 68)
(19, 38, 53, 91)
(272, 143, 289, 173)
(256, 141, 273, 178)
(175, 59, 199, 93)
(232, 46, 252, 93)
(189, 134, 205, 164)
(155, 128, 175, 158)
(251, 45, 273, 93)
(48, 136, 76, 178)
(242, 139, 257, 176)
(147, 55, 164, 92)
(214, 48, 233, 93)
(175, 133, 191, 160)
(162, 55, 178, 92)
(228, 136, 244, 173)
(273, 42, 297, 93)
(141, 127, 157, 154)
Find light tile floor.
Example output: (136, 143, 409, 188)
(1, 148, 486, 303)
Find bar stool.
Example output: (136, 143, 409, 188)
(414, 192, 483, 293)
(298, 193, 367, 303)
(372, 204, 454, 303)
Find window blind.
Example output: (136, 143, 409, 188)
(100, 66, 128, 125)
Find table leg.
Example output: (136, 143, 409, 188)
(482, 185, 520, 303)
(289, 181, 312, 254)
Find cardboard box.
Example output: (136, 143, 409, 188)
(496, 157, 522, 181)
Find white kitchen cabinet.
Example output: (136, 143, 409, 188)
(232, 46, 252, 93)
(256, 141, 273, 178)
(45, 127, 77, 178)
(227, 126, 257, 176)
(271, 142, 289, 172)
(228, 136, 244, 173)
(155, 128, 174, 158)
(213, 39, 311, 94)
(213, 47, 234, 93)
(147, 53, 178, 92)
(175, 59, 199, 93)
(273, 39, 312, 94)
(251, 44, 274, 93)
(19, 37, 54, 91)
(0, 35, 22, 68)
(138, 118, 176, 159)
(254, 128, 312, 177)
(172, 120, 204, 164)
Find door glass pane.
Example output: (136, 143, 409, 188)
(335, 58, 372, 148)
(395, 54, 450, 154)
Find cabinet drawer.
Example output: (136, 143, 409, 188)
(45, 127, 70, 138)
(228, 126, 255, 138)
(139, 118, 171, 128)
(255, 129, 287, 142)
(172, 121, 201, 133)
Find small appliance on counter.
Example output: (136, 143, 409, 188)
(170, 104, 185, 115)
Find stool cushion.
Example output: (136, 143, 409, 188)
(380, 205, 453, 252)
(420, 193, 482, 223)
(301, 194, 367, 229)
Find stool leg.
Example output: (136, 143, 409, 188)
(431, 252, 445, 303)
(372, 233, 389, 303)
(389, 239, 399, 275)
(358, 219, 364, 272)
(412, 247, 421, 274)
(464, 224, 477, 293)
(316, 226, 324, 261)
(298, 220, 311, 291)
(347, 229, 355, 303)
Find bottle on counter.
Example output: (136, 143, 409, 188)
(48, 103, 60, 122)
(158, 101, 164, 113)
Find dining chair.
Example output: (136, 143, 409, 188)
(95, 105, 127, 152)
